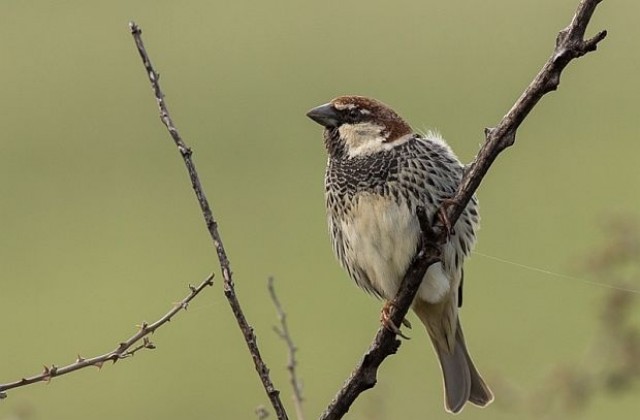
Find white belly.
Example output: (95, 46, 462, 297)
(340, 193, 451, 303)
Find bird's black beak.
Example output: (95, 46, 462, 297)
(306, 103, 341, 128)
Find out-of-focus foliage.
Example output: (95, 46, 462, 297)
(495, 219, 640, 419)
(0, 1, 638, 419)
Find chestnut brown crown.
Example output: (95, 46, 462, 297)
(306, 96, 413, 143)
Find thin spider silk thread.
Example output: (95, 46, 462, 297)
(472, 251, 640, 295)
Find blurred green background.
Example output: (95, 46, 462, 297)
(1, 0, 639, 419)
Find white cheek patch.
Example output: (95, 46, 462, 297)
(339, 122, 386, 157)
(339, 123, 413, 157)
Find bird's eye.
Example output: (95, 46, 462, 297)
(347, 108, 360, 120)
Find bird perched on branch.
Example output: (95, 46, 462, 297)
(306, 95, 493, 413)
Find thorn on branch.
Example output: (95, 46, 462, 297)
(205, 274, 215, 287)
(179, 146, 192, 157)
(582, 30, 608, 54)
(143, 337, 156, 350)
(128, 21, 140, 35)
(42, 365, 55, 383)
(483, 127, 495, 139)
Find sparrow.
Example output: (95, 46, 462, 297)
(306, 95, 493, 413)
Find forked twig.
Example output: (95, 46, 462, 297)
(268, 277, 305, 420)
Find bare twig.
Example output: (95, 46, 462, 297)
(0, 275, 214, 399)
(320, 0, 607, 418)
(447, 0, 607, 225)
(268, 277, 305, 420)
(128, 22, 288, 420)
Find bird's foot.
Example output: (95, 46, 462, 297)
(380, 301, 411, 339)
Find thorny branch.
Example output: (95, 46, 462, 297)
(448, 0, 607, 225)
(0, 275, 214, 399)
(320, 0, 608, 418)
(128, 22, 289, 420)
(268, 277, 305, 420)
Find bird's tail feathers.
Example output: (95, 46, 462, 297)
(413, 300, 493, 413)
(456, 320, 493, 408)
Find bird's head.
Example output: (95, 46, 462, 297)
(306, 96, 413, 158)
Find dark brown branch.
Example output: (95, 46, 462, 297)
(128, 22, 289, 420)
(448, 0, 607, 225)
(0, 275, 214, 399)
(268, 277, 305, 420)
(320, 0, 607, 418)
